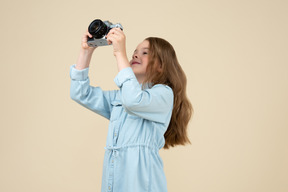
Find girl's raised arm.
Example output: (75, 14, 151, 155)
(70, 30, 114, 120)
(75, 30, 97, 70)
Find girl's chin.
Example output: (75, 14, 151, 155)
(131, 64, 141, 67)
(131, 69, 144, 75)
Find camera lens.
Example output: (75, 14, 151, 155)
(88, 19, 108, 39)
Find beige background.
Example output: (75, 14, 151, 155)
(0, 0, 287, 191)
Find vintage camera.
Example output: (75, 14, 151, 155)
(87, 19, 123, 47)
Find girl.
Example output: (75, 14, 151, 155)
(70, 27, 193, 192)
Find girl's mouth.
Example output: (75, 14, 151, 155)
(132, 62, 140, 65)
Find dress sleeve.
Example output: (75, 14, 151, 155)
(70, 64, 115, 120)
(114, 67, 174, 124)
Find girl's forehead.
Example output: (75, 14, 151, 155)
(136, 40, 149, 49)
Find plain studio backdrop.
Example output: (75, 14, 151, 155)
(0, 0, 287, 191)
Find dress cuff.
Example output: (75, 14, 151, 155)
(70, 64, 89, 80)
(114, 67, 136, 88)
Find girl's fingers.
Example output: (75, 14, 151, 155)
(84, 29, 93, 38)
(80, 29, 97, 50)
(107, 32, 125, 43)
(106, 28, 125, 52)
(86, 32, 92, 38)
(107, 27, 124, 37)
(106, 35, 116, 44)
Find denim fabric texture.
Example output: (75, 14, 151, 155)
(70, 65, 173, 192)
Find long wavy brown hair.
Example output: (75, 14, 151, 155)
(142, 37, 193, 149)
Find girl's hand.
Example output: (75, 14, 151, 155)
(106, 28, 130, 71)
(75, 30, 97, 70)
(81, 29, 97, 52)
(106, 28, 127, 57)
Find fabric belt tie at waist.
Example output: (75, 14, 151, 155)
(104, 146, 122, 150)
(104, 146, 122, 157)
(104, 144, 159, 156)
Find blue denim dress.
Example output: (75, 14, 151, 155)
(70, 65, 173, 192)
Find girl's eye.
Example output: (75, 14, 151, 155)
(143, 52, 148, 55)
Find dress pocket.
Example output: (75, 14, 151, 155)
(111, 100, 122, 107)
(110, 100, 122, 121)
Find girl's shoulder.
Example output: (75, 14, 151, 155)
(149, 84, 174, 98)
(151, 84, 173, 92)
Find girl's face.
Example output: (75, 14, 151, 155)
(129, 40, 149, 83)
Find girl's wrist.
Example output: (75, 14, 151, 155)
(80, 47, 96, 55)
(114, 51, 127, 59)
(115, 53, 130, 71)
(75, 48, 95, 70)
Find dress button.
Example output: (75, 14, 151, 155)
(112, 159, 114, 163)
(108, 186, 111, 190)
(114, 133, 117, 137)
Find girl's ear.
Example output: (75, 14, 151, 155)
(156, 61, 163, 73)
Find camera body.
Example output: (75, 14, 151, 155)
(87, 19, 123, 47)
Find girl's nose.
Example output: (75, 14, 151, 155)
(133, 54, 139, 59)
